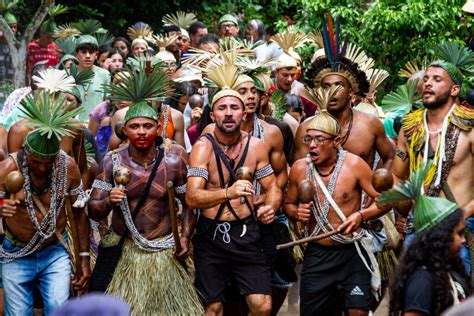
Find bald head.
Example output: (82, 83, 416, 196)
(189, 94, 204, 109)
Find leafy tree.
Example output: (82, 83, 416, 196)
(0, 0, 55, 88)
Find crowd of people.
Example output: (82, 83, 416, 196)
(0, 2, 473, 316)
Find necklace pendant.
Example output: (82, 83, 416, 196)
(144, 163, 148, 171)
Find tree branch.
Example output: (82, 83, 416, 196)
(0, 16, 19, 50)
(23, 0, 55, 44)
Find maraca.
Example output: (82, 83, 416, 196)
(371, 168, 394, 193)
(5, 171, 24, 200)
(298, 179, 315, 204)
(114, 166, 131, 189)
(236, 167, 253, 204)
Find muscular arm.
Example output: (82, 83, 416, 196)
(391, 128, 410, 182)
(171, 109, 185, 148)
(8, 120, 30, 153)
(355, 156, 387, 221)
(185, 139, 228, 209)
(87, 156, 116, 221)
(283, 159, 306, 221)
(0, 125, 7, 159)
(173, 147, 195, 239)
(266, 123, 288, 190)
(372, 117, 395, 169)
(87, 117, 99, 137)
(255, 140, 283, 211)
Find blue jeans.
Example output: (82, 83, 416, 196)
(2, 236, 71, 315)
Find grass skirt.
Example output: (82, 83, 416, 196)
(106, 237, 203, 315)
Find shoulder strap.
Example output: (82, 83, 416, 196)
(8, 152, 18, 169)
(131, 148, 164, 218)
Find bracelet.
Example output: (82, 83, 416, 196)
(79, 252, 90, 257)
(225, 188, 229, 200)
(358, 211, 365, 222)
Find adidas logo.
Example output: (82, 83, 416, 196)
(350, 286, 364, 296)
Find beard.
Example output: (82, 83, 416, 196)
(423, 89, 451, 109)
(216, 117, 241, 134)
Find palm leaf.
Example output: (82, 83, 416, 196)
(48, 4, 68, 17)
(162, 11, 197, 29)
(271, 90, 286, 121)
(435, 40, 474, 75)
(127, 24, 153, 41)
(73, 19, 102, 35)
(0, 0, 18, 14)
(19, 90, 84, 140)
(66, 64, 94, 87)
(381, 79, 421, 114)
(301, 85, 341, 112)
(54, 36, 77, 55)
(104, 65, 170, 103)
(54, 24, 81, 39)
(379, 161, 432, 204)
(94, 31, 114, 47)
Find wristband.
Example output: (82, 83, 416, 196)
(358, 211, 365, 222)
(225, 188, 229, 200)
(79, 252, 90, 257)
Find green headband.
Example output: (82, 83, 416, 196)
(25, 130, 60, 158)
(4, 12, 17, 25)
(124, 101, 159, 124)
(75, 35, 99, 50)
(219, 14, 238, 26)
(429, 60, 463, 86)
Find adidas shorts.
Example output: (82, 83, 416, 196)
(300, 242, 371, 316)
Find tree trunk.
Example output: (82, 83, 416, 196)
(0, 0, 55, 88)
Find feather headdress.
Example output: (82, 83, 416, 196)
(304, 85, 342, 136)
(366, 68, 389, 95)
(305, 15, 370, 96)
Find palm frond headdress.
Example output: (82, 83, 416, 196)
(20, 89, 84, 158)
(304, 85, 342, 136)
(379, 161, 459, 233)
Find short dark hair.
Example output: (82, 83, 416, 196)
(98, 44, 111, 56)
(164, 25, 181, 34)
(198, 33, 220, 46)
(112, 37, 130, 50)
(188, 21, 207, 36)
(30, 62, 48, 90)
(76, 43, 99, 53)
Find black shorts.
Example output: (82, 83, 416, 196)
(300, 242, 372, 316)
(192, 215, 271, 304)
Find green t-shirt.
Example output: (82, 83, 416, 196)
(76, 65, 110, 121)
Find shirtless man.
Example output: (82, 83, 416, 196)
(284, 92, 386, 315)
(294, 74, 394, 169)
(87, 101, 202, 315)
(204, 75, 288, 191)
(391, 61, 474, 256)
(186, 82, 282, 315)
(0, 91, 90, 314)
